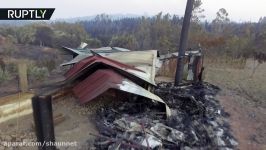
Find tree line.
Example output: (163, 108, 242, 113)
(0, 4, 266, 62)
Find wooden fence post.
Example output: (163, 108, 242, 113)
(18, 62, 28, 92)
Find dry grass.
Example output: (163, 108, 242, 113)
(205, 58, 266, 108)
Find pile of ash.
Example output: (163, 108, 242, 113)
(92, 82, 238, 150)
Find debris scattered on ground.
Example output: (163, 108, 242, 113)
(92, 82, 238, 149)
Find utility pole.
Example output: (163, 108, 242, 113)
(175, 0, 194, 86)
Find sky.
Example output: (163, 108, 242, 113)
(1, 0, 265, 22)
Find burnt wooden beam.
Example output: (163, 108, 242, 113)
(32, 95, 55, 150)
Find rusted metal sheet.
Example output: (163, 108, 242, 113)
(65, 55, 142, 78)
(64, 55, 157, 86)
(72, 69, 171, 116)
(61, 49, 158, 85)
(60, 48, 171, 116)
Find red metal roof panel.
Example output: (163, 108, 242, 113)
(65, 55, 143, 79)
(72, 69, 171, 117)
(73, 70, 123, 102)
(64, 55, 155, 86)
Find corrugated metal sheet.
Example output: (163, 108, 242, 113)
(104, 50, 158, 85)
(112, 47, 131, 52)
(106, 50, 158, 85)
(60, 46, 130, 58)
(60, 46, 172, 116)
(64, 55, 156, 86)
(60, 47, 130, 66)
(72, 69, 171, 117)
(60, 54, 88, 66)
(61, 46, 84, 57)
(90, 47, 130, 52)
(61, 49, 158, 85)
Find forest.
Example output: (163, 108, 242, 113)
(0, 1, 266, 63)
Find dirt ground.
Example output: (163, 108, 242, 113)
(0, 94, 103, 150)
(218, 90, 266, 150)
(205, 60, 266, 150)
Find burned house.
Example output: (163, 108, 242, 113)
(30, 44, 237, 150)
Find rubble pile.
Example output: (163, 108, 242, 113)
(93, 82, 238, 149)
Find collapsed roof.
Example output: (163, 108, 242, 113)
(61, 45, 171, 116)
(72, 69, 171, 116)
(62, 49, 159, 85)
(65, 55, 154, 86)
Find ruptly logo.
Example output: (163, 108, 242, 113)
(0, 8, 55, 20)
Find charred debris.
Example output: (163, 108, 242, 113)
(93, 82, 237, 150)
(61, 45, 237, 149)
